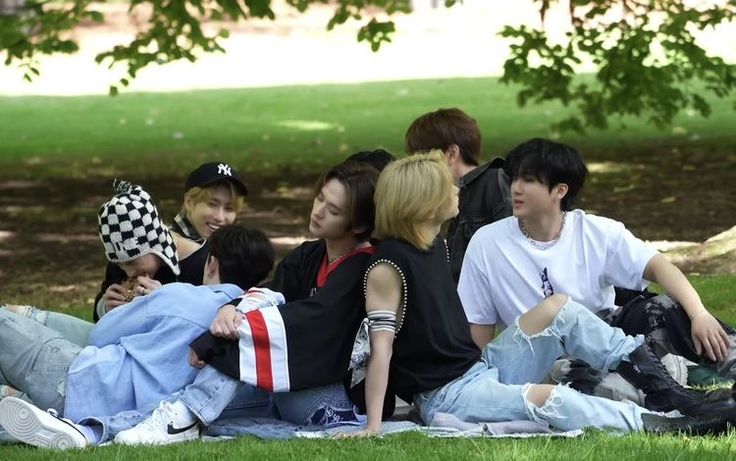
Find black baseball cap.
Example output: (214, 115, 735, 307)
(184, 162, 248, 196)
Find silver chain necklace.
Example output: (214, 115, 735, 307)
(327, 241, 364, 263)
(519, 212, 567, 250)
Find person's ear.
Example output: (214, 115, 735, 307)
(555, 183, 569, 201)
(184, 194, 196, 213)
(351, 225, 368, 237)
(445, 144, 461, 165)
(207, 255, 219, 279)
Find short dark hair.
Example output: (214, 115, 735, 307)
(404, 108, 481, 166)
(504, 138, 588, 211)
(314, 161, 379, 241)
(345, 149, 395, 172)
(208, 225, 274, 289)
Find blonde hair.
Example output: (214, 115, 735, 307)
(374, 151, 455, 249)
(182, 183, 245, 215)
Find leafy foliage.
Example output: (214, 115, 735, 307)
(500, 0, 736, 132)
(2, 1, 736, 131)
(0, 0, 102, 81)
(0, 0, 414, 93)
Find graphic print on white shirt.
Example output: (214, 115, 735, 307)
(540, 267, 554, 298)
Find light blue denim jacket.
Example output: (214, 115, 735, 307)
(63, 282, 242, 422)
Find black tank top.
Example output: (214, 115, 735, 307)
(367, 238, 481, 402)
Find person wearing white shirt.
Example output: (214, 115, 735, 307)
(458, 138, 735, 393)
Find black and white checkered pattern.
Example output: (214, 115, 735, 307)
(98, 181, 180, 275)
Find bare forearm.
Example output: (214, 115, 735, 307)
(364, 348, 392, 432)
(644, 254, 706, 318)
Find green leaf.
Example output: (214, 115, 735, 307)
(88, 11, 104, 23)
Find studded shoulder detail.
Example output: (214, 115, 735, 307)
(363, 259, 408, 334)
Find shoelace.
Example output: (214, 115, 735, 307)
(141, 403, 176, 430)
(643, 341, 701, 399)
(46, 409, 88, 439)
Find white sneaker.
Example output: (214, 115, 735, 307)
(0, 397, 88, 449)
(114, 401, 199, 445)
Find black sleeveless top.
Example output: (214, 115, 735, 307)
(367, 238, 481, 402)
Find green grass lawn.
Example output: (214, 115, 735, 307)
(1, 428, 736, 460)
(2, 76, 735, 180)
(690, 276, 736, 325)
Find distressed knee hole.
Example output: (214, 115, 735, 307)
(523, 384, 567, 423)
(519, 294, 569, 335)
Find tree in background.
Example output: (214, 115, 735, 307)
(1, 0, 734, 131)
(0, 0, 420, 93)
(501, 0, 736, 132)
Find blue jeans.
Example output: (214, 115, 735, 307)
(414, 298, 652, 433)
(177, 365, 274, 425)
(272, 383, 360, 426)
(178, 365, 358, 427)
(0, 305, 92, 347)
(80, 365, 357, 444)
(78, 367, 274, 444)
(0, 309, 81, 414)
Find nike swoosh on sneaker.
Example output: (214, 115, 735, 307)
(166, 421, 198, 435)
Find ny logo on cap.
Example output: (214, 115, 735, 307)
(217, 163, 232, 176)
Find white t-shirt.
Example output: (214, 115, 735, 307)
(458, 209, 657, 328)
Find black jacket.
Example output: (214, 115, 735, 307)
(447, 158, 512, 282)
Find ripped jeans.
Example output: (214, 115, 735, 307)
(414, 298, 654, 433)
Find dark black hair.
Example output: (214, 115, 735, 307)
(345, 149, 396, 172)
(208, 225, 274, 289)
(504, 138, 588, 211)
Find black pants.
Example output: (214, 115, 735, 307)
(601, 292, 736, 378)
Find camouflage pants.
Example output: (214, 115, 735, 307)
(551, 293, 736, 398)
(603, 292, 736, 377)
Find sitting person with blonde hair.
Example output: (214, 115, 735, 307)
(1, 161, 247, 347)
(172, 161, 248, 241)
(352, 152, 735, 437)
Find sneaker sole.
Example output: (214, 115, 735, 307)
(0, 398, 84, 449)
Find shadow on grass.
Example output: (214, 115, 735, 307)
(1, 144, 735, 310)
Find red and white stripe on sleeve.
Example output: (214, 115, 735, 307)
(238, 305, 291, 392)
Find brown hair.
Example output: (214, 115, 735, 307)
(314, 161, 379, 241)
(404, 107, 482, 166)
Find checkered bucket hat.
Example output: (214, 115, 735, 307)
(98, 180, 180, 275)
